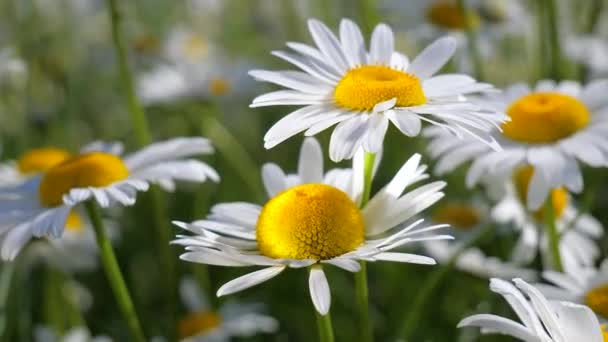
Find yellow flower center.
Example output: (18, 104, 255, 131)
(208, 78, 230, 96)
(426, 1, 480, 30)
(256, 184, 364, 260)
(502, 92, 591, 144)
(39, 153, 129, 207)
(432, 204, 481, 231)
(601, 324, 608, 342)
(513, 166, 568, 220)
(178, 311, 222, 339)
(184, 35, 208, 61)
(65, 211, 84, 232)
(17, 148, 71, 174)
(334, 66, 426, 112)
(586, 285, 608, 319)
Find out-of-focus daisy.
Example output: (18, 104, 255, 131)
(163, 27, 217, 66)
(536, 259, 608, 320)
(34, 325, 111, 342)
(249, 18, 504, 162)
(177, 276, 278, 341)
(458, 278, 607, 341)
(425, 79, 608, 210)
(491, 169, 603, 273)
(566, 36, 608, 77)
(424, 201, 537, 280)
(174, 138, 451, 314)
(0, 47, 27, 86)
(0, 137, 218, 260)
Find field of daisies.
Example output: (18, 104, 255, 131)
(2, 0, 608, 341)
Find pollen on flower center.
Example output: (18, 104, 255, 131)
(432, 204, 481, 230)
(39, 152, 129, 207)
(334, 65, 426, 112)
(17, 148, 71, 174)
(586, 285, 608, 319)
(178, 311, 222, 339)
(426, 1, 480, 30)
(256, 184, 364, 260)
(502, 92, 591, 144)
(513, 166, 568, 220)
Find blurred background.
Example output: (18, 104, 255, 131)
(1, 0, 607, 341)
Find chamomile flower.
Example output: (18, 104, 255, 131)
(424, 201, 537, 280)
(0, 137, 218, 260)
(458, 278, 607, 341)
(249, 18, 504, 162)
(177, 276, 278, 341)
(174, 138, 451, 314)
(565, 36, 608, 76)
(425, 79, 608, 210)
(491, 173, 603, 273)
(536, 259, 608, 320)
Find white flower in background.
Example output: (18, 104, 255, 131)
(0, 47, 27, 86)
(249, 18, 504, 162)
(164, 28, 217, 66)
(535, 259, 608, 320)
(425, 79, 608, 210)
(0, 137, 218, 260)
(458, 278, 607, 341)
(174, 138, 451, 314)
(424, 201, 537, 280)
(491, 176, 603, 273)
(565, 36, 608, 76)
(34, 325, 111, 342)
(177, 276, 278, 341)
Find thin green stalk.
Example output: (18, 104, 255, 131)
(544, 199, 563, 272)
(105, 0, 177, 333)
(545, 0, 563, 80)
(354, 152, 376, 342)
(85, 201, 146, 342)
(200, 115, 265, 202)
(398, 224, 494, 340)
(315, 310, 335, 342)
(0, 263, 15, 340)
(457, 0, 484, 80)
(106, 0, 151, 146)
(535, 0, 550, 80)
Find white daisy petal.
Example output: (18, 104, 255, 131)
(307, 19, 348, 73)
(309, 266, 331, 315)
(298, 138, 324, 184)
(322, 258, 361, 272)
(407, 37, 456, 79)
(369, 23, 394, 65)
(339, 18, 367, 67)
(217, 266, 286, 297)
(262, 163, 288, 197)
(386, 110, 422, 136)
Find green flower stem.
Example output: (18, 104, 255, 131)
(359, 0, 379, 37)
(535, 0, 550, 80)
(457, 0, 484, 80)
(398, 224, 494, 340)
(0, 262, 15, 338)
(354, 152, 376, 342)
(106, 0, 177, 334)
(544, 199, 564, 272)
(200, 115, 265, 202)
(544, 0, 563, 80)
(106, 0, 151, 146)
(85, 201, 146, 342)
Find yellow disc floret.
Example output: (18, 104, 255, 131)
(426, 1, 480, 30)
(513, 166, 568, 220)
(256, 184, 364, 260)
(39, 152, 129, 207)
(334, 66, 426, 112)
(17, 148, 71, 174)
(178, 311, 222, 339)
(601, 324, 608, 342)
(586, 285, 608, 319)
(65, 211, 84, 232)
(503, 92, 591, 144)
(432, 203, 481, 231)
(208, 78, 230, 96)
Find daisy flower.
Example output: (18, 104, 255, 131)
(425, 79, 608, 210)
(173, 138, 451, 314)
(458, 278, 607, 341)
(491, 173, 603, 273)
(249, 18, 504, 162)
(565, 36, 608, 77)
(424, 201, 537, 280)
(0, 137, 218, 260)
(177, 276, 278, 341)
(535, 259, 608, 320)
